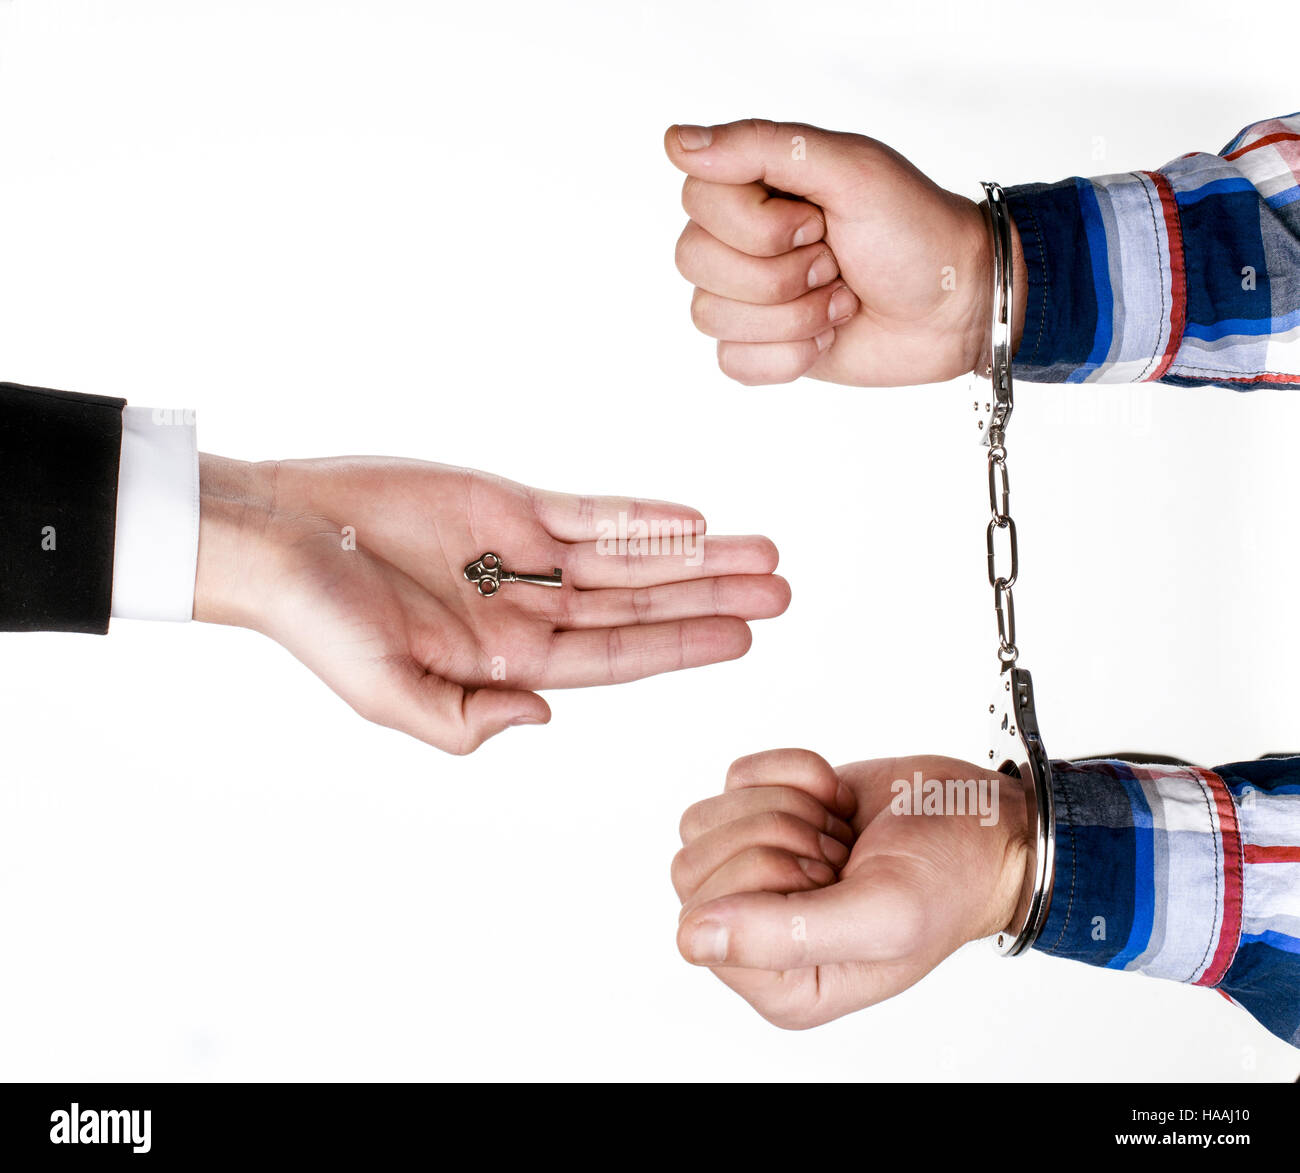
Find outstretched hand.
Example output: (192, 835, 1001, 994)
(195, 455, 789, 753)
(673, 749, 1031, 1028)
(665, 119, 1027, 387)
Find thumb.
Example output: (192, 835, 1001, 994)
(664, 119, 869, 206)
(677, 858, 929, 970)
(375, 668, 551, 754)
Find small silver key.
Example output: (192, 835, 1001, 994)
(464, 551, 563, 597)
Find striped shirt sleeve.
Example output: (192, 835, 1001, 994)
(1006, 114, 1300, 388)
(1033, 757, 1300, 1047)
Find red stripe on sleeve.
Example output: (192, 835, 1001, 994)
(1224, 131, 1300, 160)
(1195, 769, 1245, 988)
(1244, 844, 1300, 864)
(1204, 372, 1300, 386)
(1143, 172, 1187, 383)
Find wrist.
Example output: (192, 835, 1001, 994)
(1009, 214, 1027, 356)
(967, 198, 1028, 375)
(982, 772, 1033, 940)
(193, 454, 280, 630)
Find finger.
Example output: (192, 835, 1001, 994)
(671, 845, 904, 1030)
(558, 574, 790, 630)
(664, 120, 873, 206)
(725, 749, 855, 819)
(681, 845, 835, 911)
(681, 176, 824, 257)
(704, 964, 827, 1030)
(679, 785, 853, 846)
(530, 489, 705, 543)
(708, 955, 919, 1031)
(691, 282, 859, 343)
(564, 534, 778, 589)
(675, 220, 839, 304)
(716, 335, 834, 386)
(667, 825, 850, 1029)
(671, 811, 850, 900)
(542, 616, 752, 687)
(678, 860, 925, 970)
(367, 660, 551, 754)
(833, 756, 907, 831)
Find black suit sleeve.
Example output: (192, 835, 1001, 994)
(0, 381, 126, 633)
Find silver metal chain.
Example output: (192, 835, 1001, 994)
(987, 438, 1019, 664)
(975, 180, 1020, 669)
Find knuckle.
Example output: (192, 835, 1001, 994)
(680, 175, 705, 217)
(744, 118, 780, 150)
(629, 586, 655, 624)
(673, 225, 696, 277)
(731, 845, 802, 891)
(689, 288, 712, 332)
(724, 755, 754, 788)
(555, 578, 579, 629)
(678, 800, 706, 843)
(733, 844, 783, 873)
(725, 750, 781, 787)
(669, 846, 693, 896)
(773, 787, 816, 825)
(788, 748, 834, 776)
(755, 808, 802, 844)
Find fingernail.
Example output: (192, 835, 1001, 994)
(819, 832, 849, 866)
(814, 328, 835, 353)
(676, 124, 713, 151)
(509, 715, 545, 726)
(806, 254, 837, 288)
(792, 217, 821, 249)
(828, 285, 858, 323)
(688, 922, 729, 964)
(797, 856, 835, 884)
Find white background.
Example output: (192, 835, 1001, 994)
(0, 0, 1297, 1081)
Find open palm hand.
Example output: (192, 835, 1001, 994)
(196, 455, 789, 753)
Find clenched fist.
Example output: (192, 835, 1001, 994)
(665, 119, 1027, 387)
(672, 749, 1032, 1029)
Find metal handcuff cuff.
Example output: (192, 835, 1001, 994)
(975, 182, 1055, 957)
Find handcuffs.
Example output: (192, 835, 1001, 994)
(975, 181, 1055, 957)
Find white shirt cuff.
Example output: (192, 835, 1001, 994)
(110, 406, 200, 621)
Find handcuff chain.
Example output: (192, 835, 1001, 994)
(980, 180, 1020, 669)
(988, 442, 1019, 664)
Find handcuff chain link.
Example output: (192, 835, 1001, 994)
(979, 180, 1020, 669)
(987, 439, 1019, 664)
